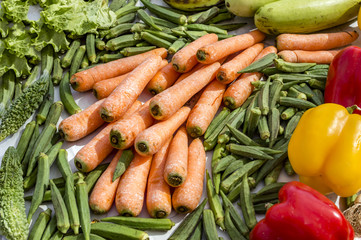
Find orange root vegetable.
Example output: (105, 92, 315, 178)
(147, 62, 181, 95)
(163, 126, 188, 187)
(74, 101, 142, 173)
(89, 150, 123, 214)
(172, 138, 206, 214)
(110, 101, 154, 150)
(115, 153, 153, 217)
(146, 137, 172, 218)
(135, 106, 191, 156)
(93, 73, 129, 100)
(278, 50, 340, 64)
(196, 30, 266, 64)
(172, 33, 218, 73)
(58, 99, 105, 142)
(186, 80, 226, 138)
(149, 62, 221, 120)
(174, 63, 204, 85)
(100, 55, 163, 122)
(276, 30, 359, 51)
(216, 43, 264, 84)
(70, 48, 167, 92)
(223, 46, 278, 109)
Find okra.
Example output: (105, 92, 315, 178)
(247, 107, 262, 136)
(284, 111, 303, 139)
(252, 192, 279, 204)
(70, 45, 86, 76)
(239, 174, 257, 229)
(100, 53, 124, 63)
(109, 0, 127, 11)
(213, 155, 237, 174)
(115, 5, 143, 18)
(140, 0, 187, 25)
(226, 181, 242, 203)
(281, 79, 309, 90)
(206, 170, 225, 230)
(268, 108, 280, 148)
(29, 208, 52, 240)
(76, 176, 91, 240)
(61, 40, 81, 68)
(115, 13, 136, 25)
(305, 69, 329, 76)
(140, 32, 173, 49)
(252, 146, 283, 155)
(106, 34, 140, 51)
(269, 77, 284, 109)
(313, 89, 324, 104)
(212, 143, 226, 194)
(41, 214, 58, 240)
(41, 45, 54, 74)
(144, 29, 178, 42)
(63, 234, 106, 240)
(28, 153, 50, 222)
(56, 149, 73, 179)
(271, 73, 311, 83)
(346, 194, 358, 208)
(0, 70, 15, 116)
(221, 160, 264, 193)
(95, 38, 106, 51)
(210, 22, 246, 31)
(279, 97, 316, 109)
(262, 67, 283, 76)
(16, 121, 36, 162)
(274, 58, 316, 73)
(192, 6, 219, 24)
(309, 78, 326, 90)
(50, 180, 70, 234)
(131, 23, 147, 33)
(253, 200, 278, 214)
(101, 216, 175, 231)
(136, 41, 151, 47)
(59, 72, 82, 115)
(43, 101, 63, 127)
(218, 109, 246, 144)
(52, 57, 63, 85)
(85, 163, 109, 193)
(203, 209, 219, 240)
(49, 231, 63, 240)
(168, 198, 207, 240)
(227, 144, 274, 160)
(205, 107, 230, 139)
(284, 159, 295, 176)
(64, 175, 80, 234)
(121, 46, 157, 57)
(137, 9, 162, 31)
(90, 222, 149, 240)
(112, 149, 134, 182)
(189, 221, 203, 240)
(240, 53, 278, 74)
(106, 23, 134, 40)
(281, 107, 297, 120)
(85, 34, 96, 63)
(184, 30, 208, 41)
(167, 38, 186, 54)
(24, 186, 64, 202)
(227, 124, 259, 146)
(258, 116, 270, 140)
(81, 55, 89, 69)
(224, 207, 247, 240)
(288, 87, 307, 100)
(222, 160, 245, 181)
(186, 24, 227, 35)
(36, 80, 54, 125)
(243, 91, 259, 133)
(23, 65, 40, 89)
(150, 16, 177, 28)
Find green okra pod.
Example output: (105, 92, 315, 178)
(105, 23, 134, 40)
(268, 108, 280, 148)
(239, 174, 257, 229)
(194, 6, 220, 24)
(29, 208, 52, 240)
(150, 16, 177, 28)
(252, 192, 279, 204)
(106, 34, 141, 51)
(41, 214, 58, 240)
(284, 111, 303, 139)
(59, 72, 82, 115)
(271, 73, 311, 83)
(203, 209, 219, 240)
(168, 38, 187, 55)
(81, 55, 89, 69)
(247, 107, 262, 136)
(140, 32, 173, 49)
(305, 69, 329, 76)
(288, 86, 307, 100)
(212, 143, 226, 194)
(137, 9, 162, 31)
(256, 182, 286, 197)
(109, 0, 127, 11)
(255, 151, 289, 186)
(258, 116, 270, 140)
(218, 109, 246, 144)
(224, 207, 247, 240)
(76, 176, 91, 240)
(186, 24, 227, 35)
(0, 70, 16, 116)
(205, 107, 231, 139)
(24, 186, 65, 202)
(284, 159, 296, 176)
(70, 45, 86, 76)
(95, 38, 106, 51)
(131, 23, 148, 33)
(16, 120, 36, 162)
(269, 77, 284, 109)
(23, 65, 40, 90)
(243, 91, 259, 133)
(274, 58, 316, 73)
(144, 29, 178, 42)
(28, 153, 50, 222)
(281, 107, 297, 120)
(36, 80, 54, 125)
(50, 179, 70, 234)
(279, 96, 316, 109)
(49, 231, 63, 240)
(100, 53, 124, 63)
(206, 170, 225, 230)
(226, 144, 274, 160)
(308, 78, 326, 90)
(240, 53, 278, 74)
(313, 89, 324, 104)
(101, 216, 175, 231)
(52, 57, 63, 85)
(41, 45, 54, 74)
(213, 155, 237, 174)
(115, 12, 136, 25)
(90, 222, 149, 240)
(112, 149, 134, 182)
(86, 34, 96, 63)
(120, 46, 157, 57)
(63, 234, 106, 240)
(85, 163, 109, 193)
(261, 67, 282, 76)
(115, 5, 143, 18)
(168, 198, 207, 240)
(227, 124, 259, 146)
(140, 0, 187, 25)
(64, 175, 80, 234)
(222, 160, 246, 181)
(189, 221, 203, 240)
(62, 40, 81, 68)
(56, 149, 73, 180)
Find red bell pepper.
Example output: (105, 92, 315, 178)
(250, 181, 354, 240)
(324, 46, 361, 114)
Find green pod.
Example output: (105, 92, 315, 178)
(131, 23, 148, 33)
(61, 40, 81, 68)
(226, 144, 273, 160)
(305, 69, 329, 76)
(140, 0, 187, 25)
(312, 89, 324, 104)
(56, 149, 73, 180)
(144, 29, 178, 42)
(281, 107, 297, 120)
(28, 153, 50, 222)
(95, 38, 106, 51)
(112, 149, 134, 182)
(50, 180, 70, 234)
(140, 32, 173, 49)
(256, 182, 286, 196)
(189, 221, 203, 240)
(137, 9, 162, 31)
(288, 87, 307, 100)
(0, 70, 16, 116)
(100, 53, 124, 63)
(106, 34, 141, 51)
(239, 53, 278, 74)
(86, 34, 96, 63)
(218, 109, 246, 145)
(29, 208, 52, 240)
(115, 13, 137, 25)
(168, 38, 187, 55)
(105, 23, 134, 40)
(212, 143, 226, 194)
(308, 78, 326, 90)
(224, 207, 247, 240)
(268, 108, 280, 148)
(203, 209, 219, 240)
(64, 175, 80, 234)
(41, 45, 54, 74)
(205, 107, 231, 139)
(36, 80, 54, 125)
(16, 120, 36, 162)
(100, 216, 175, 231)
(243, 91, 259, 133)
(271, 73, 311, 83)
(41, 214, 58, 240)
(227, 124, 259, 146)
(186, 24, 227, 35)
(222, 160, 245, 181)
(114, 5, 143, 18)
(283, 80, 310, 91)
(269, 77, 284, 109)
(274, 58, 316, 73)
(252, 192, 279, 204)
(52, 57, 63, 85)
(23, 65, 40, 90)
(70, 45, 86, 76)
(90, 222, 149, 240)
(49, 231, 63, 240)
(192, 6, 220, 24)
(81, 55, 90, 69)
(279, 97, 316, 109)
(120, 46, 157, 57)
(210, 22, 246, 31)
(206, 170, 225, 230)
(76, 177, 91, 240)
(284, 111, 303, 139)
(59, 72, 82, 115)
(85, 163, 109, 193)
(63, 234, 107, 240)
(284, 159, 296, 176)
(213, 155, 237, 174)
(247, 107, 262, 136)
(239, 174, 257, 229)
(150, 16, 178, 28)
(109, 0, 127, 11)
(258, 116, 270, 140)
(24, 187, 65, 202)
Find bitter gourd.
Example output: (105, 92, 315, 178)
(0, 146, 28, 240)
(0, 70, 50, 142)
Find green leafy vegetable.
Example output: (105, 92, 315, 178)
(0, 19, 9, 38)
(0, 146, 29, 240)
(0, 50, 32, 78)
(1, 0, 30, 23)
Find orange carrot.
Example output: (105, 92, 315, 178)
(196, 30, 266, 64)
(163, 126, 188, 187)
(146, 137, 172, 218)
(149, 62, 221, 120)
(276, 30, 359, 51)
(74, 101, 142, 173)
(223, 46, 278, 109)
(172, 33, 218, 73)
(172, 138, 206, 214)
(110, 101, 154, 150)
(70, 48, 167, 92)
(89, 150, 123, 214)
(278, 50, 340, 64)
(115, 153, 152, 216)
(147, 62, 181, 95)
(186, 80, 226, 138)
(100, 55, 163, 122)
(135, 106, 191, 156)
(58, 99, 105, 142)
(174, 63, 204, 85)
(93, 73, 129, 100)
(216, 43, 264, 84)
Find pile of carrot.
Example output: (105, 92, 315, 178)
(55, 28, 358, 219)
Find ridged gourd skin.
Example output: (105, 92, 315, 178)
(225, 0, 279, 17)
(163, 0, 224, 11)
(254, 0, 361, 35)
(0, 71, 50, 142)
(0, 147, 29, 240)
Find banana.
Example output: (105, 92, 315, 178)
(163, 0, 223, 11)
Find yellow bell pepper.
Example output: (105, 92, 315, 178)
(288, 103, 361, 197)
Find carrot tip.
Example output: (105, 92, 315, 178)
(149, 88, 160, 96)
(110, 131, 125, 149)
(150, 104, 162, 118)
(167, 175, 184, 187)
(176, 206, 189, 214)
(136, 141, 149, 154)
(196, 50, 207, 62)
(187, 126, 203, 138)
(155, 211, 168, 218)
(74, 159, 86, 172)
(121, 212, 134, 217)
(70, 79, 79, 90)
(93, 89, 99, 99)
(223, 96, 236, 110)
(172, 63, 180, 71)
(100, 109, 114, 122)
(216, 71, 226, 82)
(58, 129, 66, 141)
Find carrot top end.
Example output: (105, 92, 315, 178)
(176, 206, 190, 214)
(196, 50, 207, 62)
(136, 141, 150, 154)
(150, 104, 162, 119)
(223, 96, 236, 110)
(110, 131, 125, 149)
(74, 158, 86, 172)
(155, 210, 168, 219)
(187, 126, 203, 138)
(100, 108, 114, 122)
(167, 174, 184, 187)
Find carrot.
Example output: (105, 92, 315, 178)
(115, 153, 153, 216)
(100, 55, 163, 122)
(74, 101, 142, 173)
(93, 73, 129, 100)
(58, 99, 105, 142)
(172, 33, 218, 73)
(70, 48, 167, 92)
(110, 101, 155, 150)
(89, 150, 123, 214)
(278, 50, 340, 64)
(223, 46, 278, 109)
(163, 126, 188, 187)
(149, 62, 221, 120)
(147, 62, 181, 95)
(276, 30, 359, 51)
(135, 106, 191, 156)
(172, 138, 206, 214)
(146, 137, 172, 218)
(196, 30, 266, 64)
(216, 43, 264, 84)
(186, 80, 226, 138)
(173, 63, 204, 85)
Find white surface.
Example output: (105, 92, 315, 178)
(0, 1, 361, 239)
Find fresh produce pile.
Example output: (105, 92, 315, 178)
(0, 0, 361, 240)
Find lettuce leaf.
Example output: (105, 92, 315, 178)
(0, 50, 32, 78)
(41, 0, 116, 36)
(1, 0, 30, 23)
